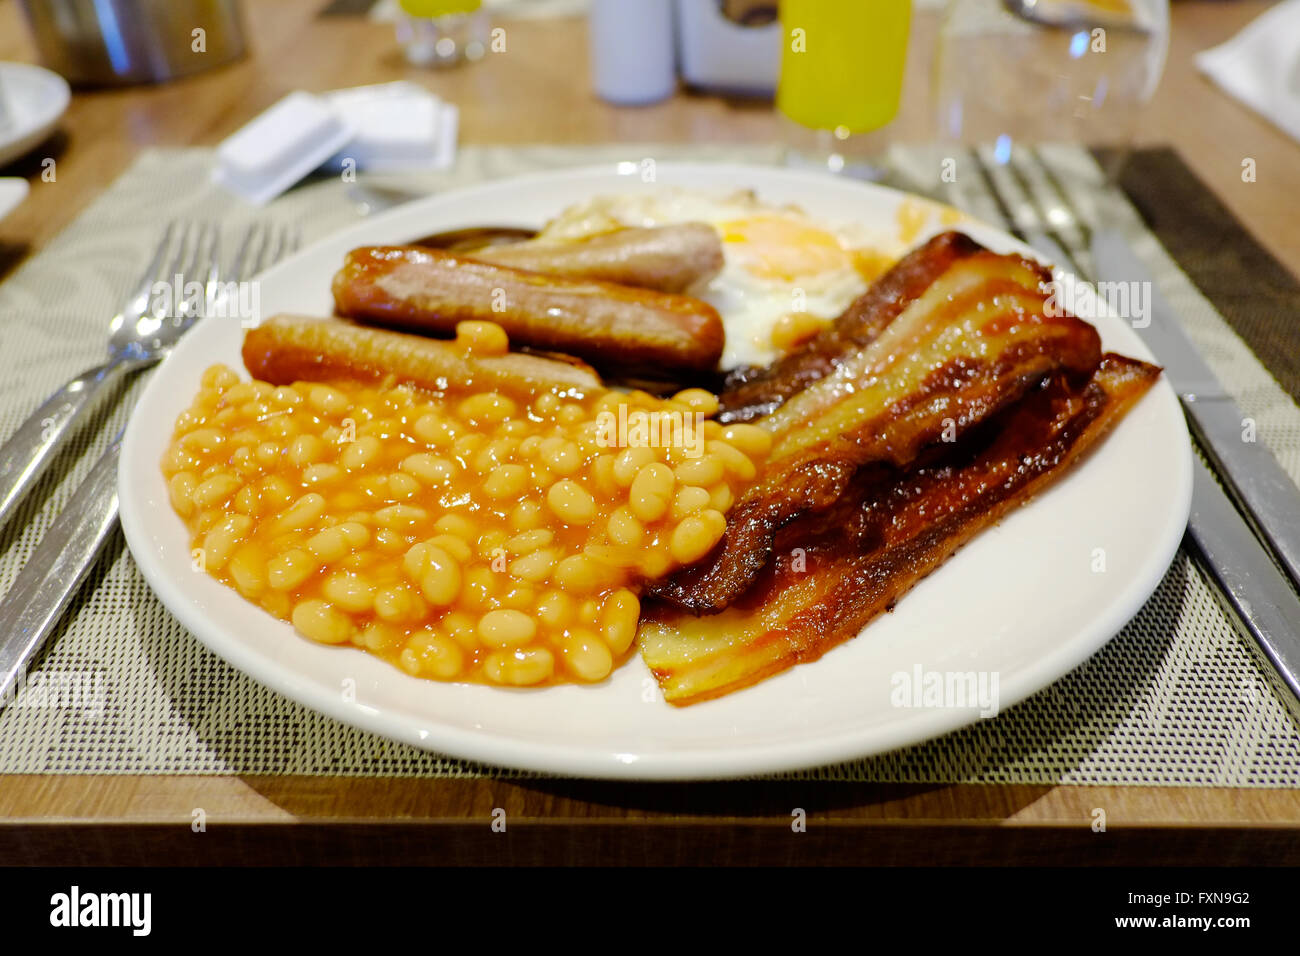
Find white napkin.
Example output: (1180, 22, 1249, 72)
(0, 177, 28, 222)
(1195, 0, 1300, 145)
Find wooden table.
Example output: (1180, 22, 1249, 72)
(1, 0, 1298, 866)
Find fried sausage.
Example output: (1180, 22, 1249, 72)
(471, 223, 724, 293)
(331, 246, 725, 374)
(242, 314, 603, 398)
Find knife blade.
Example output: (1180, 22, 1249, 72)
(0, 435, 121, 709)
(1092, 230, 1300, 597)
(1187, 454, 1300, 723)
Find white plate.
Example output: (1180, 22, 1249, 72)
(119, 163, 1192, 780)
(0, 63, 70, 169)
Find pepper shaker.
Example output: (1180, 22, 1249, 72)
(589, 0, 677, 106)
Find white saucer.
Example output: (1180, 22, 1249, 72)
(0, 62, 70, 170)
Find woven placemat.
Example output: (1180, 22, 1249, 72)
(1, 143, 1298, 783)
(1112, 146, 1300, 404)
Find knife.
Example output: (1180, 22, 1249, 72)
(1092, 230, 1300, 597)
(1186, 454, 1300, 723)
(1019, 231, 1300, 721)
(1079, 231, 1300, 719)
(0, 434, 121, 709)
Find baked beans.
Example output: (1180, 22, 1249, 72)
(162, 329, 764, 687)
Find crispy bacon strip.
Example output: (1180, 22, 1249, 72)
(639, 354, 1162, 705)
(718, 231, 984, 423)
(649, 241, 1102, 613)
(331, 245, 725, 374)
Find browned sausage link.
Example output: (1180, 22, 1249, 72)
(331, 246, 725, 374)
(473, 223, 725, 293)
(242, 314, 603, 399)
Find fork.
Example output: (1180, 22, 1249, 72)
(0, 222, 300, 708)
(0, 222, 220, 536)
(967, 146, 1300, 717)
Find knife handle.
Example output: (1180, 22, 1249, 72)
(1090, 230, 1300, 599)
(1187, 397, 1300, 601)
(0, 360, 126, 536)
(1185, 454, 1300, 724)
(0, 434, 122, 708)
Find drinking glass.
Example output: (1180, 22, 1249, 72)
(396, 0, 489, 67)
(776, 0, 913, 174)
(934, 0, 1169, 180)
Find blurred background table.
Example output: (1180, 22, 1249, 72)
(1, 0, 1298, 865)
(0, 0, 1296, 278)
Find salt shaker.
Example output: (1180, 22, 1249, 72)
(589, 0, 676, 105)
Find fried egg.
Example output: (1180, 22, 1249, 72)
(538, 189, 903, 369)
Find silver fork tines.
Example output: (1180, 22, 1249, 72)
(219, 221, 300, 326)
(968, 146, 1094, 281)
(115, 220, 177, 324)
(228, 220, 299, 286)
(0, 222, 219, 536)
(113, 222, 221, 361)
(0, 220, 301, 709)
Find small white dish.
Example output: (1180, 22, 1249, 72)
(324, 82, 459, 172)
(118, 163, 1192, 780)
(0, 62, 70, 169)
(213, 91, 355, 206)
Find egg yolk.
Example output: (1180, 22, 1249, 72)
(719, 215, 855, 283)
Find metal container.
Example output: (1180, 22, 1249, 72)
(19, 0, 247, 87)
